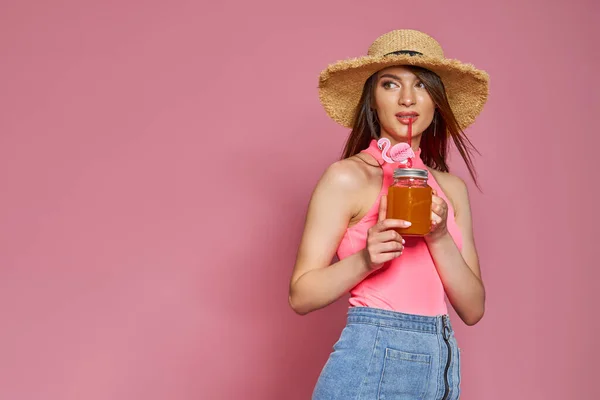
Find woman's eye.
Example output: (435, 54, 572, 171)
(416, 81, 425, 88)
(382, 81, 399, 89)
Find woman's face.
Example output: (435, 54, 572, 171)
(373, 66, 435, 144)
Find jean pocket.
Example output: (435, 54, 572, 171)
(378, 348, 432, 400)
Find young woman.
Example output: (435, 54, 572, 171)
(288, 29, 489, 399)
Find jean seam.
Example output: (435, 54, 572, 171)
(356, 325, 381, 400)
(436, 328, 443, 399)
(347, 321, 436, 335)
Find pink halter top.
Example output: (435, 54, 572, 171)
(337, 139, 463, 316)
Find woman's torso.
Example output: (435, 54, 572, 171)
(337, 139, 463, 316)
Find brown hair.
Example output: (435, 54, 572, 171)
(341, 66, 480, 187)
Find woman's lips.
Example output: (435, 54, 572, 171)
(396, 115, 418, 125)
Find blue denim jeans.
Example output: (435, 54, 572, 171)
(312, 307, 461, 400)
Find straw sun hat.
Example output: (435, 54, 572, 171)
(318, 29, 489, 130)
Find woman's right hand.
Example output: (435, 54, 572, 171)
(364, 195, 411, 270)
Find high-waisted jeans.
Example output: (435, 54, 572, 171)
(312, 307, 462, 400)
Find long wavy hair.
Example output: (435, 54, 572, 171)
(342, 66, 479, 187)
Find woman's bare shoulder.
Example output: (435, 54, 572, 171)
(429, 169, 470, 213)
(430, 169, 467, 190)
(317, 153, 379, 192)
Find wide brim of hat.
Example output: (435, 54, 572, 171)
(318, 54, 489, 130)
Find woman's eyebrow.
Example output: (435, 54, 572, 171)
(379, 74, 402, 81)
(379, 73, 407, 81)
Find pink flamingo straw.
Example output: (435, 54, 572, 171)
(406, 119, 413, 168)
(377, 119, 416, 167)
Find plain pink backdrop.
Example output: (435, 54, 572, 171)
(1, 0, 598, 399)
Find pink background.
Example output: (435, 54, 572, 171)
(1, 0, 597, 399)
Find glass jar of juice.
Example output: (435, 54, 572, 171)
(387, 168, 432, 236)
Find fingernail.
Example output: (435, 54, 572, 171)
(402, 239, 406, 244)
(403, 221, 412, 227)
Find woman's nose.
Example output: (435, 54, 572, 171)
(399, 89, 415, 107)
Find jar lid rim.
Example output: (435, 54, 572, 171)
(393, 168, 429, 179)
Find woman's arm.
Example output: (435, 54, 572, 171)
(288, 161, 371, 315)
(288, 160, 407, 315)
(426, 174, 485, 325)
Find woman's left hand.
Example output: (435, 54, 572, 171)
(427, 189, 449, 240)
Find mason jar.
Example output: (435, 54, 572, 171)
(386, 168, 432, 236)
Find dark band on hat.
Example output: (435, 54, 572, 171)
(384, 50, 423, 57)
